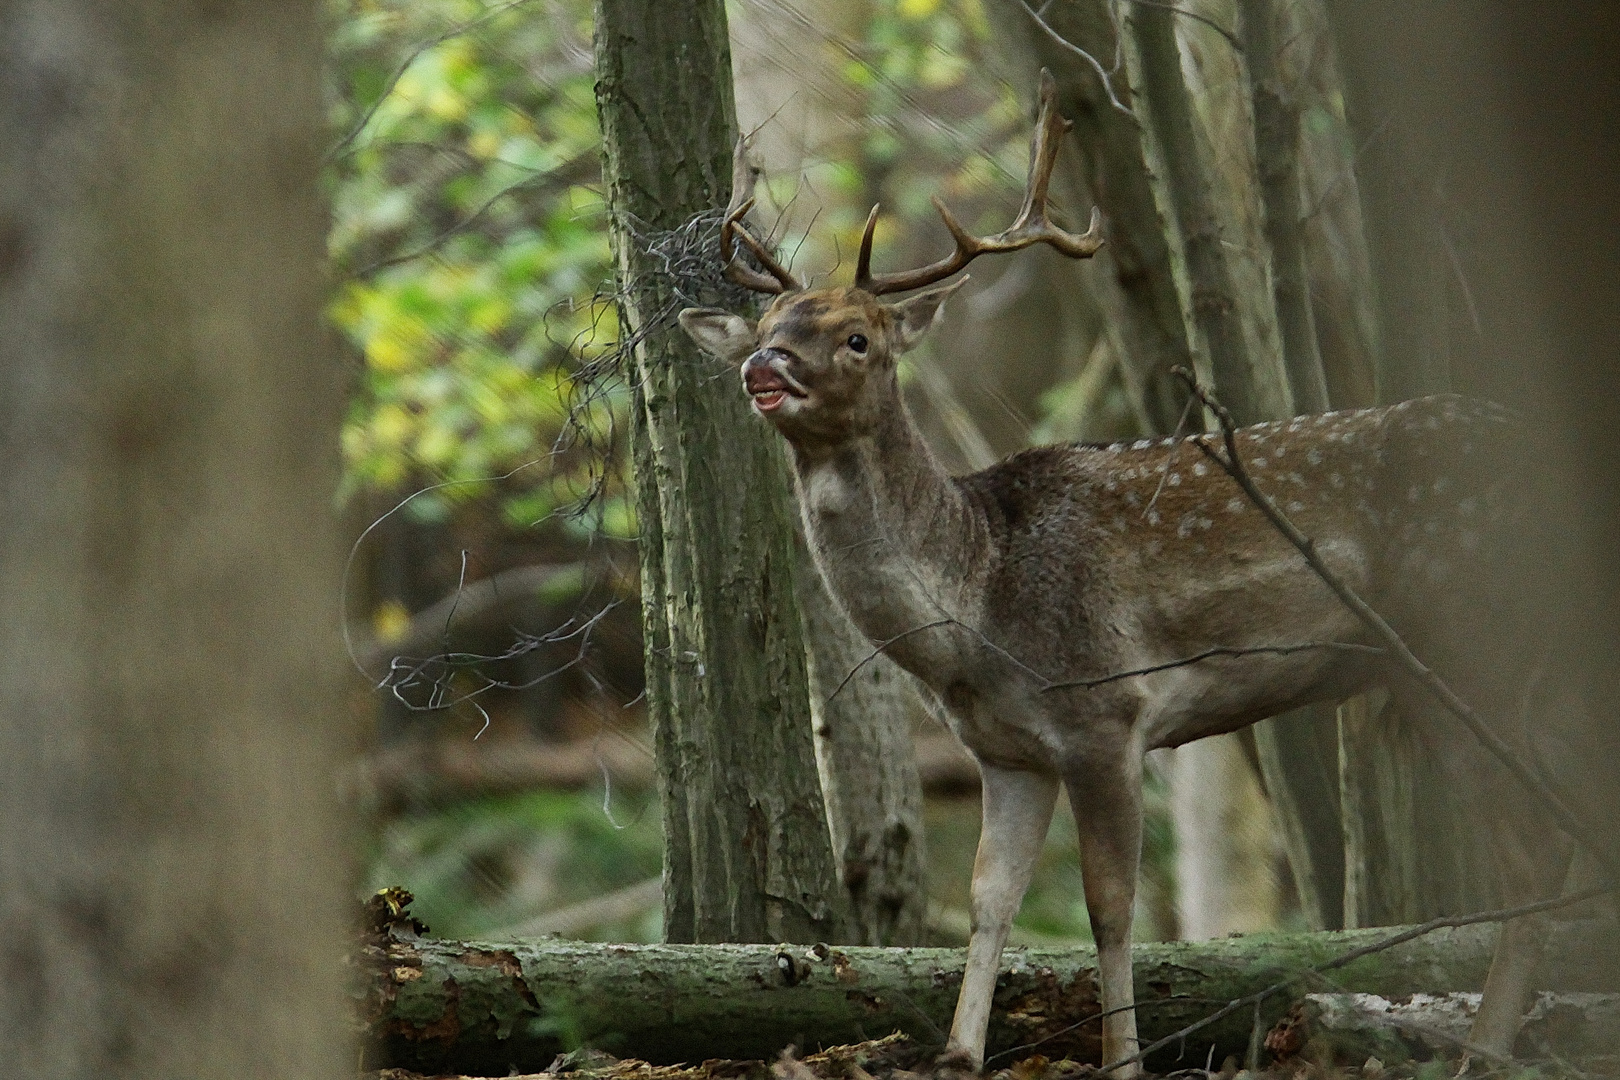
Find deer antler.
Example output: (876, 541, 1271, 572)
(720, 136, 801, 295)
(854, 69, 1104, 296)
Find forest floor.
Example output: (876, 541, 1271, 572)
(364, 1029, 1615, 1080)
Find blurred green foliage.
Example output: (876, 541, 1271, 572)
(366, 786, 664, 940)
(326, 0, 623, 533)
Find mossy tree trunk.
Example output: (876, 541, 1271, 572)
(0, 3, 353, 1075)
(593, 0, 848, 944)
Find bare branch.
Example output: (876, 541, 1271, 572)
(1041, 641, 1383, 693)
(1119, 0, 1242, 54)
(826, 620, 956, 703)
(1016, 0, 1133, 115)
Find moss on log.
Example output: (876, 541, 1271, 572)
(359, 922, 1616, 1076)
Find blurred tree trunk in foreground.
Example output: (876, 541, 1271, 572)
(594, 0, 848, 944)
(0, 3, 353, 1076)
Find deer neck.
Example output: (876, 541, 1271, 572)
(787, 399, 987, 645)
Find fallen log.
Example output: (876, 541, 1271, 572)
(1264, 990, 1620, 1066)
(356, 915, 1617, 1077)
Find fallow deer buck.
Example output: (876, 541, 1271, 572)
(680, 74, 1600, 1072)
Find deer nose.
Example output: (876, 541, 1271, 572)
(743, 346, 793, 374)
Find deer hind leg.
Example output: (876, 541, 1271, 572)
(946, 763, 1060, 1069)
(1066, 750, 1145, 1077)
(1468, 839, 1575, 1056)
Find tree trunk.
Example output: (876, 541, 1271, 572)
(1125, 2, 1348, 931)
(593, 0, 847, 944)
(1320, 0, 1497, 921)
(1000, 0, 1195, 434)
(1239, 0, 1330, 416)
(800, 563, 928, 946)
(363, 922, 1618, 1075)
(0, 4, 353, 1076)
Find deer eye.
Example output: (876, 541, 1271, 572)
(846, 333, 869, 354)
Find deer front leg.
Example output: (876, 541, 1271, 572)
(1067, 751, 1144, 1077)
(946, 763, 1061, 1069)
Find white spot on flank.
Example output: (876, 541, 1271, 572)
(1193, 461, 1208, 477)
(1177, 515, 1195, 538)
(1133, 439, 1153, 451)
(1198, 517, 1213, 530)
(1160, 436, 1177, 447)
(1315, 414, 1330, 425)
(1146, 510, 1161, 526)
(1105, 479, 1118, 492)
(1287, 500, 1306, 513)
(1289, 418, 1305, 431)
(1226, 498, 1244, 513)
(1307, 448, 1324, 466)
(1126, 491, 1141, 507)
(1288, 472, 1305, 485)
(1168, 473, 1182, 486)
(1252, 457, 1268, 469)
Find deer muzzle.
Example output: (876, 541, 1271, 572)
(742, 348, 807, 414)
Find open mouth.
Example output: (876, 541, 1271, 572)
(743, 362, 807, 413)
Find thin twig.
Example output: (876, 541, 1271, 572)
(1169, 366, 1616, 881)
(1016, 0, 1133, 115)
(985, 998, 1232, 1068)
(348, 173, 548, 278)
(1145, 393, 1199, 517)
(1041, 641, 1383, 692)
(1098, 883, 1614, 1074)
(827, 620, 956, 703)
(326, 0, 540, 162)
(1119, 0, 1243, 53)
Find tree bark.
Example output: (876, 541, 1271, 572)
(800, 565, 928, 946)
(1320, 0, 1498, 921)
(593, 0, 848, 944)
(362, 922, 1618, 1075)
(0, 4, 353, 1076)
(999, 0, 1195, 434)
(1239, 0, 1330, 415)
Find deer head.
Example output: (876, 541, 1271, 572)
(678, 70, 1104, 454)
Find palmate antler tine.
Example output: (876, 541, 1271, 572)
(721, 198, 802, 295)
(855, 68, 1105, 296)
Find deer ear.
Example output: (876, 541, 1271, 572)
(891, 276, 969, 353)
(678, 308, 758, 361)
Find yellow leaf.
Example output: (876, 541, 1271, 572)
(898, 0, 942, 17)
(365, 333, 414, 373)
(467, 128, 502, 160)
(373, 599, 412, 644)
